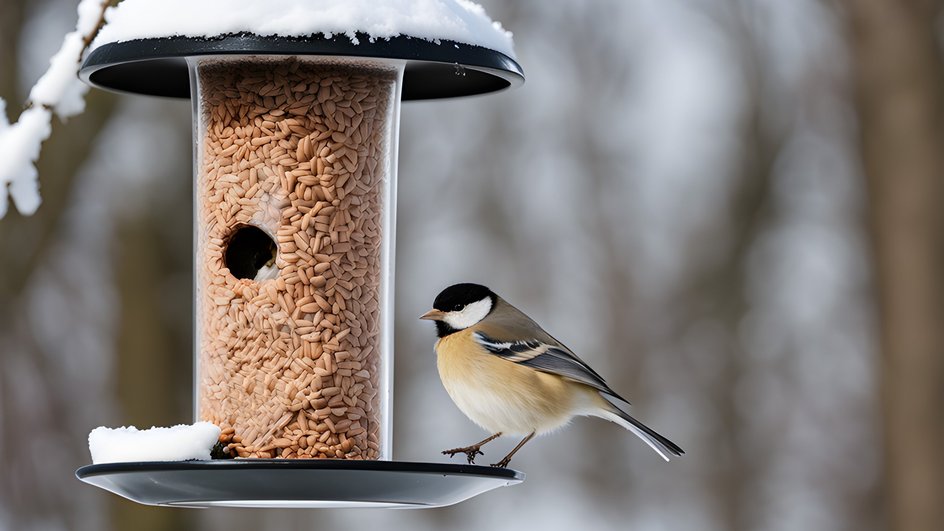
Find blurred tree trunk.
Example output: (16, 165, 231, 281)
(111, 215, 195, 531)
(678, 6, 783, 528)
(0, 0, 24, 107)
(844, 2, 944, 530)
(681, 90, 777, 531)
(0, 2, 119, 529)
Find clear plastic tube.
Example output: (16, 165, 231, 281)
(190, 56, 403, 460)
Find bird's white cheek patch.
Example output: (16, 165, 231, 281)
(442, 297, 492, 330)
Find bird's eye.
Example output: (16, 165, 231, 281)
(453, 304, 463, 311)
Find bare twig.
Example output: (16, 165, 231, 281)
(80, 1, 111, 49)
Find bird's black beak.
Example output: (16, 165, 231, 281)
(419, 309, 446, 321)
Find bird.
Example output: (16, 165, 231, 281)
(420, 283, 684, 468)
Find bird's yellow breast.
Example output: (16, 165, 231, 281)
(435, 329, 578, 435)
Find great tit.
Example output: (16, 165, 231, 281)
(421, 283, 683, 468)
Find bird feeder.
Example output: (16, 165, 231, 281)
(75, 1, 523, 508)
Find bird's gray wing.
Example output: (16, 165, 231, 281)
(472, 331, 613, 391)
(473, 298, 628, 402)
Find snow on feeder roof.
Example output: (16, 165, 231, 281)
(81, 0, 523, 100)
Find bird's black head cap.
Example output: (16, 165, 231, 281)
(433, 283, 496, 312)
(431, 283, 497, 338)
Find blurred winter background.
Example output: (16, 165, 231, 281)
(2, 0, 942, 530)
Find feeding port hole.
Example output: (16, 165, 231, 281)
(224, 225, 277, 280)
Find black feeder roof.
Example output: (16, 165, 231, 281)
(79, 32, 524, 100)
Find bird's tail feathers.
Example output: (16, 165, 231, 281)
(594, 399, 684, 462)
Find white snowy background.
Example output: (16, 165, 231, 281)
(0, 1, 882, 531)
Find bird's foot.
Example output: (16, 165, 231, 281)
(442, 445, 485, 464)
(490, 457, 512, 468)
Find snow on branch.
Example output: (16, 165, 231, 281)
(0, 0, 111, 219)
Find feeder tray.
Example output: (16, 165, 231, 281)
(79, 33, 524, 100)
(77, 23, 525, 509)
(76, 460, 524, 508)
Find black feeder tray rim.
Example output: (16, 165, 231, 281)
(75, 459, 525, 508)
(80, 32, 524, 100)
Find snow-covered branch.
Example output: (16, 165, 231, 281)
(0, 0, 111, 219)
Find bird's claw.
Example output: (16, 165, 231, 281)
(490, 458, 511, 468)
(442, 446, 484, 464)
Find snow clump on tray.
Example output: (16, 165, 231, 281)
(88, 422, 222, 464)
(92, 0, 516, 59)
